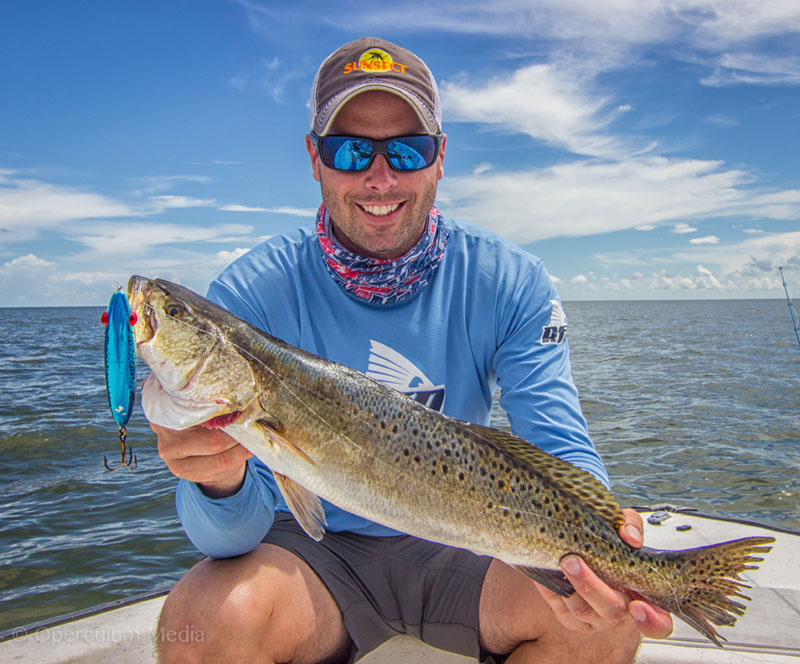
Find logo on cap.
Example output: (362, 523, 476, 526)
(344, 48, 408, 75)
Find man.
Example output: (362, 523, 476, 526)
(154, 37, 672, 663)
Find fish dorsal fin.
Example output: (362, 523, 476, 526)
(273, 472, 327, 541)
(464, 423, 625, 529)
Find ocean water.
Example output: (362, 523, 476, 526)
(1, 300, 798, 632)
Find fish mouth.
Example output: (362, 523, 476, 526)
(201, 411, 242, 429)
(126, 275, 156, 345)
(141, 373, 239, 430)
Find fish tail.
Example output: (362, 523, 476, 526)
(646, 536, 775, 647)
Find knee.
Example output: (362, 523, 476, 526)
(156, 558, 273, 664)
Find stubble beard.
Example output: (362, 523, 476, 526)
(319, 175, 438, 260)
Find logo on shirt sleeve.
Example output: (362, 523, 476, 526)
(540, 299, 567, 345)
(365, 340, 445, 411)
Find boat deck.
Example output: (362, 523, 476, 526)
(2, 508, 799, 663)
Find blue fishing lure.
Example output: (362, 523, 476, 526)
(101, 288, 138, 471)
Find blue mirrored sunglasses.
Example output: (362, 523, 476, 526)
(310, 132, 442, 172)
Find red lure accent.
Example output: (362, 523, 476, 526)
(101, 311, 109, 325)
(129, 312, 138, 326)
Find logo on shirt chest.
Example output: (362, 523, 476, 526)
(365, 340, 446, 412)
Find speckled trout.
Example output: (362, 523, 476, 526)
(127, 275, 773, 647)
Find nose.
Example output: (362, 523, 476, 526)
(364, 154, 398, 192)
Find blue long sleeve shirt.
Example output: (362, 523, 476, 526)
(175, 218, 608, 559)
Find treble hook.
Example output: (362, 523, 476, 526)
(104, 426, 138, 471)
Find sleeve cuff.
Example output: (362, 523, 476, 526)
(176, 458, 275, 559)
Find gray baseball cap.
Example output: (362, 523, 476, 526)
(310, 37, 442, 136)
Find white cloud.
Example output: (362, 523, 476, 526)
(2, 253, 55, 270)
(215, 248, 251, 263)
(570, 273, 588, 284)
(674, 231, 800, 278)
(148, 195, 217, 210)
(74, 222, 255, 254)
(672, 223, 698, 234)
(438, 156, 791, 245)
(249, 0, 800, 86)
(261, 206, 318, 217)
(59, 271, 122, 285)
(218, 204, 316, 216)
(681, 2, 800, 50)
(648, 265, 723, 291)
(0, 175, 135, 242)
(132, 175, 211, 197)
(689, 235, 720, 244)
(702, 53, 800, 86)
(442, 61, 641, 159)
(705, 113, 739, 127)
(219, 204, 270, 212)
(230, 56, 305, 102)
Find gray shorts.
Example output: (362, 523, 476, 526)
(263, 513, 505, 664)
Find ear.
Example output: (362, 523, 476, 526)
(436, 134, 447, 181)
(306, 134, 322, 182)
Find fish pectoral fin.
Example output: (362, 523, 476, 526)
(513, 565, 575, 598)
(273, 472, 327, 541)
(256, 419, 316, 466)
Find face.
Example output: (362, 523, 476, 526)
(306, 90, 446, 259)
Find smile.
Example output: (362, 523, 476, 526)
(359, 202, 401, 216)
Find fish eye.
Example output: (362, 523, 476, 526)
(165, 302, 183, 318)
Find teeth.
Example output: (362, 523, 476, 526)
(361, 203, 400, 216)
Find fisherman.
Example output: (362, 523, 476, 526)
(153, 37, 673, 663)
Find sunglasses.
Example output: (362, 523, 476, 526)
(310, 132, 442, 173)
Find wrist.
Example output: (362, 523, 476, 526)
(197, 464, 247, 499)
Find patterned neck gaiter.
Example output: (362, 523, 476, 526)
(316, 204, 449, 306)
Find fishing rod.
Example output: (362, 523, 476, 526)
(778, 266, 800, 349)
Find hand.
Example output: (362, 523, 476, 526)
(533, 508, 674, 638)
(151, 422, 254, 498)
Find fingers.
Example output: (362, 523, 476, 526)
(536, 553, 675, 639)
(168, 441, 253, 483)
(561, 555, 630, 625)
(619, 508, 644, 548)
(629, 600, 674, 639)
(150, 422, 254, 491)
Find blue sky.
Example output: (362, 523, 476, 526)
(1, 0, 799, 305)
